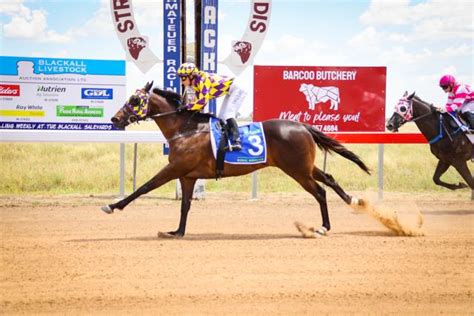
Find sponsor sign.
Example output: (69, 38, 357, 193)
(201, 0, 218, 113)
(110, 0, 160, 73)
(254, 66, 386, 132)
(0, 84, 20, 96)
(0, 56, 125, 131)
(81, 88, 113, 99)
(223, 0, 272, 76)
(163, 0, 181, 93)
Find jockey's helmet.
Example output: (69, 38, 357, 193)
(178, 63, 198, 77)
(439, 74, 456, 88)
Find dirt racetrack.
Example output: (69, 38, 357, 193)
(1, 191, 473, 314)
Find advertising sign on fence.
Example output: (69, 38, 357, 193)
(254, 66, 386, 132)
(0, 56, 125, 131)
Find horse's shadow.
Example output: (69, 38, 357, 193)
(67, 230, 400, 243)
(67, 233, 299, 243)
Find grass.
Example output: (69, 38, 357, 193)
(1, 120, 471, 197)
(1, 140, 470, 197)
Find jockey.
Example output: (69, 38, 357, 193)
(177, 62, 246, 151)
(439, 74, 474, 130)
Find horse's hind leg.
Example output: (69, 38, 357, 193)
(313, 168, 357, 205)
(293, 175, 330, 234)
(452, 161, 474, 190)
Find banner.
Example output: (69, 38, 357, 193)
(0, 56, 126, 131)
(201, 0, 218, 113)
(110, 0, 160, 73)
(222, 0, 272, 76)
(253, 66, 386, 132)
(163, 0, 181, 93)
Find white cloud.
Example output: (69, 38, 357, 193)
(348, 26, 381, 49)
(1, 0, 72, 43)
(380, 46, 432, 65)
(360, 0, 474, 41)
(440, 44, 473, 57)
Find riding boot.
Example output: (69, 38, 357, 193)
(462, 111, 474, 131)
(226, 118, 242, 151)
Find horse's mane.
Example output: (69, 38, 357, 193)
(411, 94, 436, 112)
(152, 88, 181, 108)
(152, 87, 218, 123)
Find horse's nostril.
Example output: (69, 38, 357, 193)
(111, 117, 119, 123)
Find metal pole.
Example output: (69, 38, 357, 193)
(378, 144, 384, 200)
(133, 143, 138, 192)
(119, 143, 125, 199)
(251, 171, 258, 200)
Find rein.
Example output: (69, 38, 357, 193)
(150, 110, 178, 118)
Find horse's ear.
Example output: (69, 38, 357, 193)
(403, 91, 408, 97)
(144, 81, 154, 93)
(408, 91, 416, 100)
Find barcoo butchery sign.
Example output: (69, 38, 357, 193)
(254, 66, 386, 132)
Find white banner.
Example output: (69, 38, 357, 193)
(110, 0, 161, 73)
(222, 0, 272, 76)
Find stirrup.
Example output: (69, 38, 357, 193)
(230, 142, 242, 151)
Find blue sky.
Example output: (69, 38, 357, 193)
(1, 0, 473, 117)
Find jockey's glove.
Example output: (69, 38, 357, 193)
(176, 105, 188, 113)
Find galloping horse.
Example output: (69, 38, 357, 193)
(102, 82, 370, 237)
(386, 91, 473, 190)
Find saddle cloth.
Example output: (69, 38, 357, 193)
(209, 117, 267, 164)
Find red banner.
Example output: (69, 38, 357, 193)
(253, 66, 386, 132)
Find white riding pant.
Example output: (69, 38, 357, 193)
(218, 82, 247, 121)
(461, 100, 474, 114)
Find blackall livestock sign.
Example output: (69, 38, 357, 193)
(0, 56, 125, 131)
(254, 66, 386, 132)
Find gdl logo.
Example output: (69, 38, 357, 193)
(81, 88, 113, 99)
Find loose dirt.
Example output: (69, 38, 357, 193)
(1, 192, 473, 314)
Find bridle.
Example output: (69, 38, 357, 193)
(394, 96, 435, 126)
(123, 89, 178, 123)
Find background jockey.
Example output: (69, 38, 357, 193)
(439, 74, 474, 130)
(177, 62, 246, 151)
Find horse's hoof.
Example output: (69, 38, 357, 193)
(101, 205, 113, 214)
(315, 226, 328, 237)
(157, 231, 183, 239)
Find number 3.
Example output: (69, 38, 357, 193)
(248, 135, 264, 156)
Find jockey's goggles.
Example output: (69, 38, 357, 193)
(440, 84, 449, 90)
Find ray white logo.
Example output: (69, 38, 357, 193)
(299, 83, 340, 111)
(81, 88, 113, 100)
(0, 84, 20, 96)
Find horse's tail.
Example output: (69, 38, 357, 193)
(304, 124, 371, 175)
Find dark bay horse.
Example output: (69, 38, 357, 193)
(102, 82, 370, 237)
(386, 91, 473, 190)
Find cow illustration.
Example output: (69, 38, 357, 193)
(299, 83, 340, 111)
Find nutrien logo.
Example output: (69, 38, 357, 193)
(0, 84, 20, 96)
(81, 88, 113, 100)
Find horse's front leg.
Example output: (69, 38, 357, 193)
(101, 163, 182, 213)
(432, 160, 468, 190)
(162, 177, 197, 238)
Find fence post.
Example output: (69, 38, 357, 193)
(252, 171, 258, 200)
(133, 143, 138, 192)
(378, 144, 384, 200)
(119, 143, 125, 199)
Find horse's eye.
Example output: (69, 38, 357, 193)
(399, 106, 407, 113)
(129, 95, 141, 106)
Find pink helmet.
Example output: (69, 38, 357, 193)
(439, 74, 456, 87)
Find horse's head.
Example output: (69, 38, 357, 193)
(386, 91, 416, 132)
(111, 81, 154, 130)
